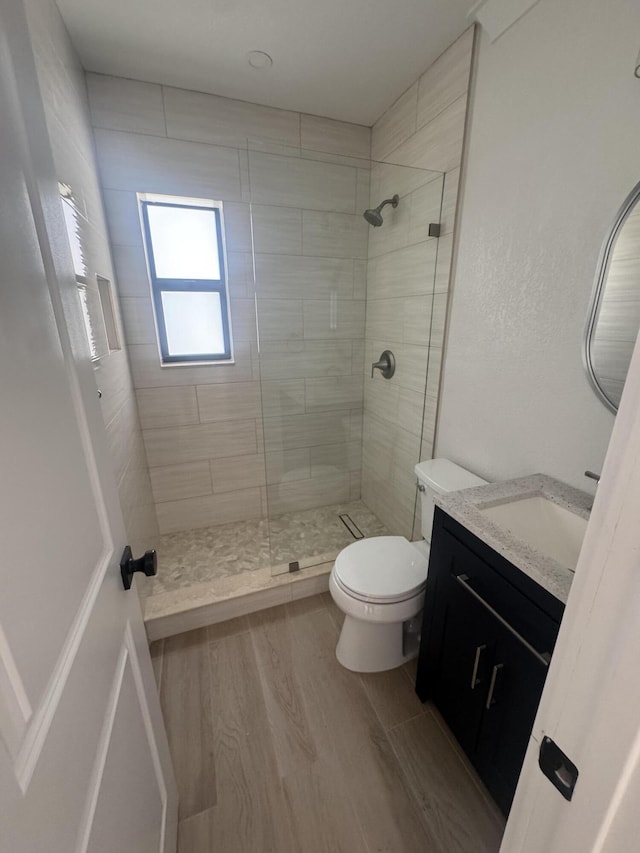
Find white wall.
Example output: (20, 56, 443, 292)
(436, 0, 640, 491)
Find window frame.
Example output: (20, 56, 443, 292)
(139, 197, 233, 365)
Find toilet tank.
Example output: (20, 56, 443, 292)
(414, 458, 487, 544)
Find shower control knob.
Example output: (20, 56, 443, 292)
(371, 350, 395, 379)
(120, 545, 157, 590)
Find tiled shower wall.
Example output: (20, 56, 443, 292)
(86, 76, 371, 534)
(25, 0, 159, 557)
(361, 26, 476, 538)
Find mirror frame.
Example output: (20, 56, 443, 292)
(584, 179, 640, 414)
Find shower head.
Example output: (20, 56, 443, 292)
(363, 207, 384, 227)
(363, 194, 399, 227)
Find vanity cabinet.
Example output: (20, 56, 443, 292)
(416, 507, 565, 815)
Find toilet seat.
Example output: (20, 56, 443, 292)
(333, 536, 428, 604)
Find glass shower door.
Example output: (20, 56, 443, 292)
(362, 161, 445, 543)
(248, 149, 443, 573)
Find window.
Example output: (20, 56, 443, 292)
(139, 195, 233, 364)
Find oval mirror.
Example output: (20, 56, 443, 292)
(585, 181, 640, 412)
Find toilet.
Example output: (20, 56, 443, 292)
(329, 458, 487, 672)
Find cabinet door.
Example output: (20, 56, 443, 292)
(432, 576, 500, 757)
(476, 624, 550, 814)
(418, 518, 558, 815)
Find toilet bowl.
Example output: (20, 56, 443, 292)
(330, 459, 487, 673)
(330, 536, 428, 672)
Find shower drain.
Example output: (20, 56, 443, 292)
(339, 513, 364, 540)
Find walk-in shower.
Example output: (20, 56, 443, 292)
(138, 157, 444, 607)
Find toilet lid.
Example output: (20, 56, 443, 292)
(334, 536, 429, 603)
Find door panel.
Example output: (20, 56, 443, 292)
(0, 2, 176, 850)
(0, 81, 106, 711)
(433, 577, 499, 756)
(85, 630, 165, 853)
(478, 626, 548, 814)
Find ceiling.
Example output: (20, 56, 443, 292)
(56, 0, 476, 127)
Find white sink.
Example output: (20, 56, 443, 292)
(479, 496, 588, 572)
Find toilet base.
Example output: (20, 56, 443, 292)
(335, 614, 419, 673)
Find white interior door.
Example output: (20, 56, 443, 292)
(0, 3, 177, 851)
(500, 319, 640, 845)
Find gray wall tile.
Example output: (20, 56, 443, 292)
(102, 189, 144, 247)
(87, 73, 166, 136)
(143, 420, 257, 467)
(248, 151, 357, 212)
(255, 254, 354, 300)
(371, 82, 418, 162)
(251, 205, 302, 255)
(136, 386, 199, 429)
(265, 448, 310, 485)
(163, 86, 300, 149)
(256, 299, 304, 341)
(120, 297, 156, 345)
(112, 243, 150, 299)
(263, 410, 352, 452)
(266, 474, 350, 515)
(150, 461, 213, 503)
(196, 381, 261, 422)
(94, 128, 242, 200)
(417, 27, 474, 131)
(302, 299, 365, 340)
(309, 440, 362, 476)
(302, 210, 368, 258)
(366, 241, 439, 300)
(223, 201, 252, 252)
(304, 376, 364, 412)
(260, 380, 306, 417)
(229, 298, 257, 343)
(300, 114, 370, 159)
(156, 488, 263, 533)
(383, 95, 467, 173)
(210, 453, 267, 493)
(258, 341, 353, 380)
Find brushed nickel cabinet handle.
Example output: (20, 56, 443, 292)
(455, 574, 551, 668)
(486, 663, 504, 709)
(470, 644, 487, 689)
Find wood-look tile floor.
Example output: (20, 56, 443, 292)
(150, 593, 505, 853)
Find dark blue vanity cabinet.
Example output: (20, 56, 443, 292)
(416, 507, 565, 815)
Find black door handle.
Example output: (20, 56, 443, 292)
(120, 546, 157, 590)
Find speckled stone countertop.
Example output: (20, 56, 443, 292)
(434, 474, 593, 604)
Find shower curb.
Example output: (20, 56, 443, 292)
(143, 560, 332, 642)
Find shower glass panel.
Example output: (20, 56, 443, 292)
(248, 153, 444, 574)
